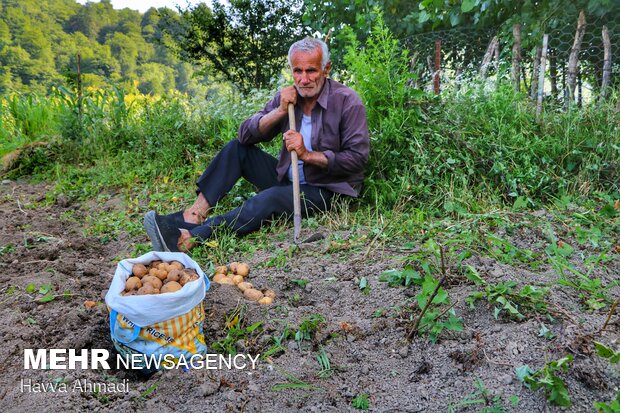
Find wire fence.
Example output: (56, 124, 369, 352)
(403, 11, 619, 105)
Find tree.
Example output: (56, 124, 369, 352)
(160, 0, 308, 93)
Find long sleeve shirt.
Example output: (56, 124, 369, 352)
(237, 79, 370, 197)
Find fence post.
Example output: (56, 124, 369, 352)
(601, 25, 611, 99)
(536, 34, 549, 120)
(434, 40, 441, 95)
(566, 10, 586, 106)
(512, 23, 522, 91)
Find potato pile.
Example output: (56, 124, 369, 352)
(212, 262, 275, 305)
(122, 260, 199, 296)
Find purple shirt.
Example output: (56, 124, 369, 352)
(237, 79, 370, 197)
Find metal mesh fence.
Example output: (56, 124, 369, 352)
(402, 11, 619, 105)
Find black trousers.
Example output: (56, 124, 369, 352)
(189, 139, 334, 239)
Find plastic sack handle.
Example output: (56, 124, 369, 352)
(109, 309, 141, 344)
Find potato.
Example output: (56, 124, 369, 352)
(132, 264, 148, 278)
(154, 268, 168, 281)
(161, 281, 182, 294)
(215, 265, 228, 275)
(237, 282, 253, 292)
(264, 289, 276, 299)
(243, 288, 264, 301)
(236, 263, 250, 277)
(169, 261, 184, 271)
(142, 275, 163, 290)
(258, 296, 273, 305)
(218, 276, 236, 285)
(137, 284, 156, 295)
(150, 260, 162, 268)
(166, 269, 181, 283)
(83, 300, 97, 309)
(213, 273, 227, 283)
(229, 262, 240, 274)
(232, 275, 244, 285)
(125, 276, 142, 291)
(148, 267, 160, 277)
(157, 262, 169, 271)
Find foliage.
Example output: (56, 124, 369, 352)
(210, 307, 262, 355)
(351, 393, 370, 410)
(295, 314, 325, 346)
(160, 0, 306, 93)
(594, 342, 620, 364)
(0, 0, 206, 95)
(447, 379, 519, 413)
(594, 391, 620, 413)
(516, 355, 573, 407)
(467, 281, 549, 321)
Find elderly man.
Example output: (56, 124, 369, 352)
(144, 37, 369, 251)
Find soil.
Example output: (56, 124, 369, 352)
(0, 180, 618, 413)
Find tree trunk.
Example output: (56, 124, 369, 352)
(536, 34, 549, 120)
(601, 25, 611, 98)
(531, 46, 542, 100)
(480, 36, 498, 78)
(512, 23, 522, 91)
(566, 10, 586, 105)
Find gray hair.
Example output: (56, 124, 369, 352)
(288, 38, 330, 70)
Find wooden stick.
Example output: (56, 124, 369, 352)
(287, 103, 301, 243)
(566, 10, 586, 105)
(536, 34, 549, 120)
(599, 297, 619, 334)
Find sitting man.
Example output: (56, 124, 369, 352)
(144, 37, 369, 252)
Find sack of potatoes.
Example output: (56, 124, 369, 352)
(212, 262, 275, 305)
(105, 251, 210, 328)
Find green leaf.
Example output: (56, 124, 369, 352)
(464, 265, 485, 286)
(290, 279, 309, 288)
(461, 0, 477, 13)
(38, 293, 55, 303)
(26, 283, 36, 293)
(515, 365, 534, 383)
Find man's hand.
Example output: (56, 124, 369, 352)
(279, 86, 297, 113)
(283, 129, 307, 158)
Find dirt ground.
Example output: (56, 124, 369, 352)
(0, 180, 618, 413)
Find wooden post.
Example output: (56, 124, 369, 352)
(536, 34, 549, 120)
(512, 23, 522, 91)
(601, 25, 611, 98)
(434, 40, 441, 95)
(566, 10, 586, 105)
(530, 47, 542, 100)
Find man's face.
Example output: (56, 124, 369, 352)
(290, 47, 331, 100)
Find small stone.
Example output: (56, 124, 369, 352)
(37, 305, 44, 310)
(491, 326, 502, 333)
(361, 365, 370, 375)
(11, 259, 18, 265)
(1, 180, 12, 185)
(398, 346, 409, 358)
(304, 283, 313, 293)
(235, 339, 246, 353)
(500, 374, 513, 385)
(287, 340, 299, 351)
(200, 380, 220, 396)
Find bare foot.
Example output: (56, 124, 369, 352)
(177, 228, 195, 252)
(183, 193, 210, 224)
